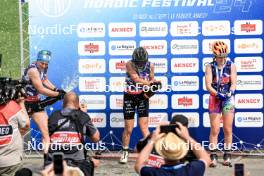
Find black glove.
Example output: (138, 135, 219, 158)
(54, 88, 66, 94)
(151, 81, 162, 91)
(57, 89, 66, 100)
(57, 89, 66, 94)
(143, 81, 162, 99)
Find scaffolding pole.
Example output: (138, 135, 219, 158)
(18, 0, 24, 76)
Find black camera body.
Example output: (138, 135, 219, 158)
(0, 77, 28, 104)
(160, 124, 179, 134)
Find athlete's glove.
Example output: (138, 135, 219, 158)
(57, 89, 66, 100)
(143, 81, 162, 99)
(53, 88, 66, 99)
(54, 88, 66, 94)
(225, 90, 234, 98)
(216, 92, 227, 101)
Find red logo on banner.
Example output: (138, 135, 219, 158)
(240, 59, 257, 70)
(178, 97, 193, 107)
(241, 23, 256, 33)
(84, 43, 99, 53)
(149, 116, 162, 124)
(238, 99, 260, 104)
(143, 45, 164, 50)
(111, 27, 133, 32)
(85, 80, 99, 89)
(115, 61, 126, 70)
(115, 98, 123, 107)
(176, 23, 192, 35)
(174, 63, 196, 68)
(91, 117, 104, 123)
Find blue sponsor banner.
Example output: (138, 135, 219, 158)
(29, 0, 264, 150)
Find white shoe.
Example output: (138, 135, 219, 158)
(209, 154, 218, 167)
(223, 153, 231, 166)
(119, 150, 129, 164)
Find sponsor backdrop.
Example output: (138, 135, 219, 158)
(29, 0, 264, 150)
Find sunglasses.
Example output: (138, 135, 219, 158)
(39, 62, 49, 66)
(135, 61, 146, 64)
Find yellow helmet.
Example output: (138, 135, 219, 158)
(212, 41, 228, 57)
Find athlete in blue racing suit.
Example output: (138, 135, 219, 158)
(22, 50, 64, 154)
(120, 47, 158, 164)
(205, 41, 237, 167)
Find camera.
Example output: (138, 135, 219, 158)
(0, 77, 28, 104)
(160, 124, 179, 135)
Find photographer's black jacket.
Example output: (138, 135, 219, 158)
(48, 108, 97, 160)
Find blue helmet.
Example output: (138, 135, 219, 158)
(37, 50, 51, 63)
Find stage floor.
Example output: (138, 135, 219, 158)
(23, 153, 264, 176)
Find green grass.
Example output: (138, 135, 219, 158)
(0, 0, 29, 79)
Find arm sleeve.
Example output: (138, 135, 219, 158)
(85, 119, 97, 136)
(79, 111, 97, 136)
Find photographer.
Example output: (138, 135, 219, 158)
(135, 123, 211, 176)
(45, 92, 100, 176)
(136, 114, 189, 154)
(0, 98, 30, 176)
(22, 50, 65, 154)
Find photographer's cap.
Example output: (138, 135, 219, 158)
(37, 50, 51, 63)
(155, 132, 188, 161)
